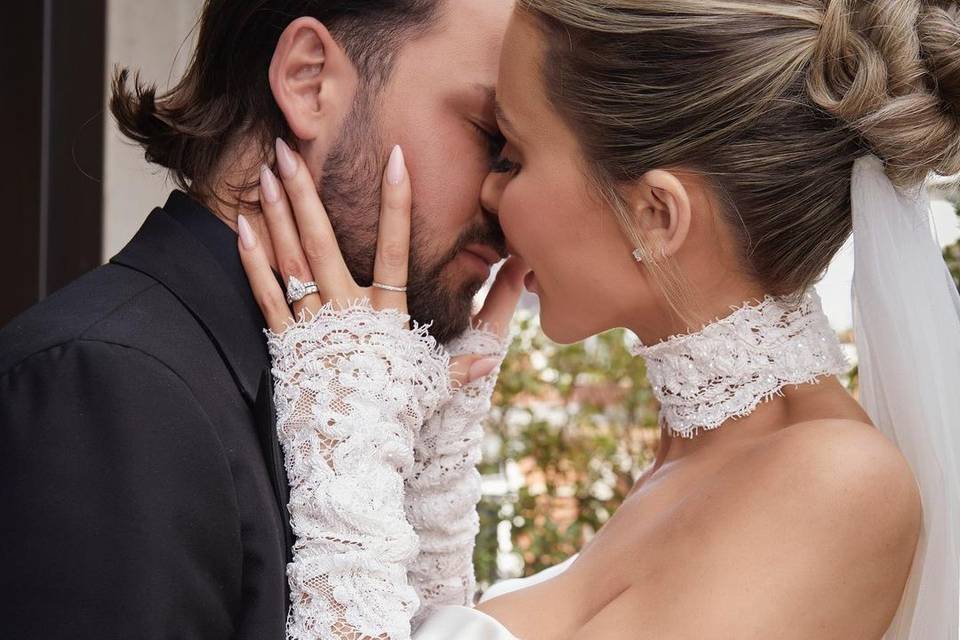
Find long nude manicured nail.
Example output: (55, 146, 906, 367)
(386, 145, 405, 185)
(237, 214, 257, 250)
(275, 138, 298, 179)
(260, 164, 281, 203)
(468, 357, 500, 381)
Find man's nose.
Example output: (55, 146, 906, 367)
(480, 171, 506, 217)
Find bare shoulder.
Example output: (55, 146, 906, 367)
(758, 418, 922, 540)
(664, 418, 922, 547)
(623, 420, 923, 637)
(718, 418, 924, 587)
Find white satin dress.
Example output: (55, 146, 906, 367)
(414, 554, 579, 639)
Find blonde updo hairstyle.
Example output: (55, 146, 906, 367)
(516, 0, 960, 320)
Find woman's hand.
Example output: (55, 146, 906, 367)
(238, 137, 526, 386)
(238, 138, 412, 332)
(447, 255, 527, 386)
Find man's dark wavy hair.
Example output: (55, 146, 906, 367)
(110, 0, 442, 204)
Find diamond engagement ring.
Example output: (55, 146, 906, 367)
(285, 275, 319, 304)
(372, 281, 408, 293)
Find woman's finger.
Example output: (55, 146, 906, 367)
(371, 145, 412, 314)
(237, 214, 294, 333)
(449, 354, 502, 388)
(274, 138, 352, 295)
(473, 255, 527, 337)
(259, 164, 322, 317)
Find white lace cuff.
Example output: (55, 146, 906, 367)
(268, 300, 451, 640)
(405, 323, 512, 627)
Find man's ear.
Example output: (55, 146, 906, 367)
(629, 169, 692, 260)
(268, 17, 358, 142)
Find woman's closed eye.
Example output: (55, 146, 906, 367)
(489, 155, 521, 175)
(472, 122, 506, 158)
(471, 122, 522, 176)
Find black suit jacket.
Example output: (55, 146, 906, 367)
(0, 191, 293, 639)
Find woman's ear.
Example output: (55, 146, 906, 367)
(268, 17, 359, 142)
(630, 169, 692, 259)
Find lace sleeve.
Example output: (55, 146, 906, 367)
(404, 323, 511, 628)
(267, 300, 451, 640)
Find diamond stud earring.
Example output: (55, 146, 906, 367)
(632, 247, 645, 263)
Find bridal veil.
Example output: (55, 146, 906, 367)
(851, 155, 960, 638)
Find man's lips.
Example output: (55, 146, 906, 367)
(462, 243, 506, 266)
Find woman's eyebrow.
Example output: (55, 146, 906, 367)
(494, 96, 521, 140)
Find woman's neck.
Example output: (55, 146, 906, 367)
(652, 378, 844, 467)
(627, 282, 770, 349)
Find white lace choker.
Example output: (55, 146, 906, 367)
(629, 289, 850, 439)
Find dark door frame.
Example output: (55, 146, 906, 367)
(1, 0, 106, 326)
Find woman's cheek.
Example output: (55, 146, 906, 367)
(498, 188, 528, 242)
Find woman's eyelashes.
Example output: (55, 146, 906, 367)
(473, 122, 521, 176)
(489, 155, 521, 175)
(473, 123, 520, 173)
(473, 122, 505, 157)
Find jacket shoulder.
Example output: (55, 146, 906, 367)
(0, 264, 162, 376)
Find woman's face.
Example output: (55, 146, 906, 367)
(481, 11, 656, 344)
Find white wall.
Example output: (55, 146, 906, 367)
(102, 0, 204, 261)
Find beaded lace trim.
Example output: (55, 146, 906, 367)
(629, 289, 850, 439)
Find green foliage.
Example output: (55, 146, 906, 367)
(473, 311, 661, 589)
(945, 201, 960, 291)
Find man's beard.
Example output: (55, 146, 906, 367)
(318, 90, 505, 344)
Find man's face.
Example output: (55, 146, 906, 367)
(318, 0, 513, 344)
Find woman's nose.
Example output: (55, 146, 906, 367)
(480, 170, 506, 217)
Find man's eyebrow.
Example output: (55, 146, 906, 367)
(470, 83, 497, 122)
(473, 83, 496, 103)
(468, 83, 521, 140)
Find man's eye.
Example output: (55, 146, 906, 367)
(472, 122, 506, 159)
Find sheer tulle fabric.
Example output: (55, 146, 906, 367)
(851, 156, 960, 639)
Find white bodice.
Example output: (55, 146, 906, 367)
(413, 555, 579, 639)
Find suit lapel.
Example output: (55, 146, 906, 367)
(111, 209, 264, 401)
(111, 204, 293, 556)
(255, 368, 293, 563)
